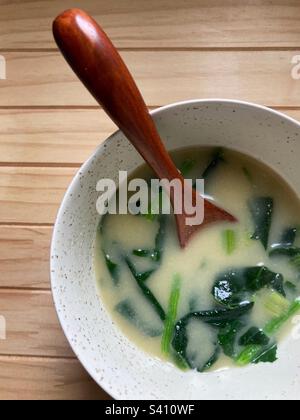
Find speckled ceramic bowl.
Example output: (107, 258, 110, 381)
(51, 99, 300, 400)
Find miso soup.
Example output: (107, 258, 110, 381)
(94, 148, 300, 372)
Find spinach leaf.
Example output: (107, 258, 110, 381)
(202, 148, 225, 180)
(269, 226, 300, 273)
(103, 251, 119, 285)
(236, 299, 300, 366)
(218, 319, 245, 358)
(252, 343, 278, 364)
(124, 257, 166, 321)
(269, 246, 300, 258)
(249, 197, 273, 249)
(172, 318, 220, 372)
(236, 343, 278, 366)
(132, 215, 167, 263)
(116, 299, 163, 337)
(172, 303, 253, 371)
(125, 257, 155, 282)
(182, 302, 254, 327)
(132, 249, 151, 257)
(200, 348, 221, 372)
(239, 327, 270, 346)
(127, 215, 168, 282)
(179, 159, 196, 177)
(280, 227, 298, 247)
(170, 350, 189, 371)
(212, 266, 285, 308)
(263, 298, 300, 336)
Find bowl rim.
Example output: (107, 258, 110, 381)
(50, 98, 300, 399)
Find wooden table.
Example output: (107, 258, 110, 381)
(1, 0, 300, 400)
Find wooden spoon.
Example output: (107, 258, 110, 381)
(53, 9, 237, 248)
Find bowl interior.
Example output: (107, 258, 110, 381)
(51, 100, 300, 400)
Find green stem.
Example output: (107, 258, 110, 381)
(236, 298, 300, 366)
(161, 274, 181, 355)
(223, 229, 236, 255)
(263, 298, 300, 336)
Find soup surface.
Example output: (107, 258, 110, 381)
(95, 148, 300, 372)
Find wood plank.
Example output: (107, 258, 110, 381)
(1, 0, 300, 49)
(1, 51, 300, 107)
(0, 226, 52, 289)
(0, 108, 300, 165)
(0, 356, 109, 400)
(0, 109, 115, 164)
(0, 166, 76, 224)
(0, 108, 299, 224)
(0, 290, 73, 357)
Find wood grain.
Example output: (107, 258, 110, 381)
(1, 51, 300, 107)
(0, 108, 300, 165)
(1, 0, 300, 49)
(0, 109, 115, 164)
(0, 290, 73, 357)
(0, 166, 76, 224)
(0, 356, 109, 400)
(0, 226, 52, 289)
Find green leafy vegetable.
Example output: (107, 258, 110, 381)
(202, 148, 225, 180)
(132, 249, 151, 257)
(280, 227, 298, 247)
(269, 246, 300, 258)
(212, 266, 285, 308)
(252, 344, 278, 364)
(263, 298, 300, 336)
(134, 215, 167, 262)
(269, 227, 300, 276)
(236, 343, 278, 366)
(124, 257, 166, 321)
(125, 257, 155, 282)
(222, 229, 237, 255)
(263, 291, 290, 318)
(218, 320, 244, 357)
(249, 197, 273, 249)
(201, 348, 221, 372)
(116, 299, 162, 337)
(172, 303, 253, 371)
(236, 298, 300, 366)
(103, 251, 119, 285)
(179, 159, 196, 177)
(170, 351, 189, 371)
(161, 274, 181, 354)
(239, 327, 270, 346)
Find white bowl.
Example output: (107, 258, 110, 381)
(51, 99, 300, 400)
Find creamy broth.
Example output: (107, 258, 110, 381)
(95, 148, 300, 372)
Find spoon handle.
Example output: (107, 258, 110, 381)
(53, 8, 182, 183)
